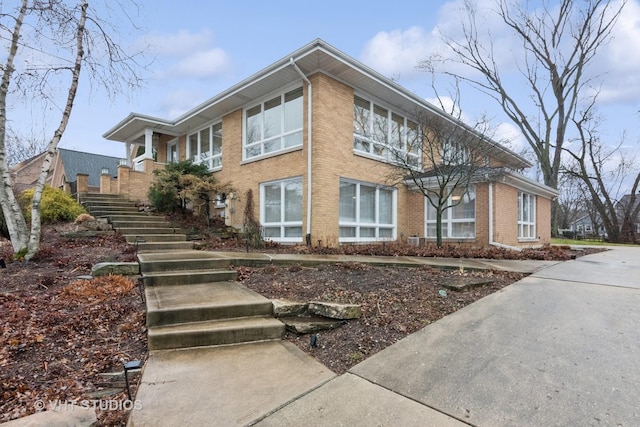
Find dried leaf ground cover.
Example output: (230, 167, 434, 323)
(239, 263, 527, 374)
(1, 227, 144, 426)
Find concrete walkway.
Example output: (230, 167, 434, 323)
(128, 247, 640, 426)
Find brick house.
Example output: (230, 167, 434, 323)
(103, 39, 557, 248)
(10, 148, 120, 194)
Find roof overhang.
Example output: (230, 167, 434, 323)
(103, 39, 531, 169)
(404, 168, 559, 200)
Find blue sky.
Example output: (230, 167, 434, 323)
(45, 0, 640, 175)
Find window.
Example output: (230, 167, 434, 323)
(339, 179, 396, 242)
(440, 138, 470, 165)
(187, 122, 222, 170)
(167, 140, 178, 163)
(425, 186, 476, 239)
(244, 87, 303, 160)
(353, 95, 420, 167)
(518, 192, 536, 239)
(260, 177, 303, 242)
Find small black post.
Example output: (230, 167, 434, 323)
(317, 240, 322, 255)
(310, 334, 318, 348)
(245, 238, 250, 253)
(0, 259, 5, 268)
(123, 360, 143, 400)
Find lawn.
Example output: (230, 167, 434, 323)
(552, 238, 637, 247)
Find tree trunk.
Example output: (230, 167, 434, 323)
(26, 0, 87, 260)
(0, 0, 29, 253)
(436, 207, 443, 248)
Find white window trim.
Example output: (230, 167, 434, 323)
(518, 191, 537, 241)
(187, 122, 222, 171)
(167, 138, 179, 164)
(260, 177, 303, 243)
(424, 186, 476, 240)
(242, 85, 304, 162)
(353, 94, 421, 168)
(339, 179, 397, 243)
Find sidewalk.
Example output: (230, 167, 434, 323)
(258, 247, 640, 426)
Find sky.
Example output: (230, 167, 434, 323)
(9, 0, 640, 183)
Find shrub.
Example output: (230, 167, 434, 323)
(20, 185, 86, 223)
(148, 160, 231, 219)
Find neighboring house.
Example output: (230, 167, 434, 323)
(103, 39, 557, 248)
(10, 148, 120, 194)
(566, 213, 604, 238)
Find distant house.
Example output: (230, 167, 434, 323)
(567, 213, 605, 238)
(102, 39, 558, 248)
(10, 148, 120, 194)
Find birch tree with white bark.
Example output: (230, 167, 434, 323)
(0, 0, 145, 260)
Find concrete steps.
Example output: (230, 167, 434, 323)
(80, 194, 284, 350)
(140, 251, 283, 350)
(79, 194, 193, 254)
(145, 282, 274, 327)
(148, 316, 284, 350)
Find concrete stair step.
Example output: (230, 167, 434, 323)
(125, 234, 187, 243)
(116, 227, 179, 235)
(142, 269, 237, 286)
(136, 242, 195, 252)
(82, 200, 135, 207)
(112, 220, 173, 229)
(147, 316, 285, 350)
(145, 282, 273, 327)
(89, 210, 139, 216)
(108, 215, 167, 223)
(138, 253, 232, 273)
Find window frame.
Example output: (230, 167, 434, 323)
(167, 139, 179, 164)
(260, 177, 304, 243)
(518, 191, 537, 240)
(243, 86, 304, 161)
(424, 186, 476, 240)
(187, 121, 222, 171)
(339, 178, 397, 243)
(353, 94, 420, 168)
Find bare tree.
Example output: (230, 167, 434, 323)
(5, 128, 48, 167)
(0, 0, 145, 259)
(424, 0, 626, 232)
(563, 107, 640, 242)
(388, 93, 512, 247)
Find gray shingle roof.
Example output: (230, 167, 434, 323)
(58, 148, 121, 187)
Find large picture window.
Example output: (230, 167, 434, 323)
(260, 177, 303, 242)
(353, 95, 420, 167)
(425, 187, 476, 239)
(339, 179, 396, 242)
(518, 192, 536, 239)
(187, 122, 222, 170)
(244, 87, 303, 160)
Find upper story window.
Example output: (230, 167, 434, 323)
(244, 87, 303, 160)
(353, 95, 420, 167)
(188, 122, 222, 170)
(440, 139, 471, 165)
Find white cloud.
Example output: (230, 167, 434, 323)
(141, 29, 232, 80)
(360, 27, 437, 79)
(158, 89, 206, 118)
(593, 0, 640, 103)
